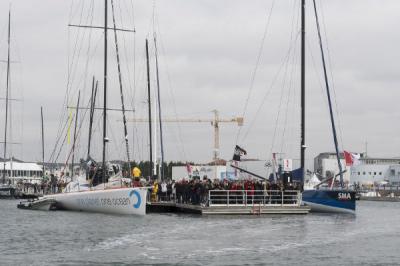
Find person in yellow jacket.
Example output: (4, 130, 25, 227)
(132, 167, 141, 178)
(151, 181, 159, 202)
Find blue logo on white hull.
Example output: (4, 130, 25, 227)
(129, 190, 141, 209)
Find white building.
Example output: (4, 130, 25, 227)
(387, 165, 400, 185)
(314, 153, 400, 185)
(349, 164, 387, 185)
(0, 160, 44, 184)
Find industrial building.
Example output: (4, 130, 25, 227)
(314, 152, 400, 186)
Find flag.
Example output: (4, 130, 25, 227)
(233, 145, 247, 161)
(344, 151, 360, 166)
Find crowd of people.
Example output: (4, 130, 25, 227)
(9, 173, 67, 196)
(144, 176, 301, 206)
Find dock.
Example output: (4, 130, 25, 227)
(359, 196, 400, 202)
(147, 190, 310, 215)
(147, 202, 309, 215)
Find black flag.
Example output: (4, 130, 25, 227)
(233, 145, 247, 161)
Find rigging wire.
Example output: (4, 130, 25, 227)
(279, 0, 300, 155)
(111, 0, 131, 170)
(80, 0, 95, 106)
(52, 2, 106, 164)
(61, 96, 93, 167)
(312, 0, 344, 183)
(318, 0, 345, 151)
(279, 42, 299, 155)
(50, 1, 76, 165)
(117, 0, 138, 160)
(307, 38, 329, 109)
(155, 15, 188, 161)
(235, 0, 276, 145)
(269, 42, 296, 157)
(51, 0, 87, 166)
(241, 32, 301, 143)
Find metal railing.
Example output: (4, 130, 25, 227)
(208, 190, 301, 207)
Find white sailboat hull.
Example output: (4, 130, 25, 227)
(44, 187, 147, 215)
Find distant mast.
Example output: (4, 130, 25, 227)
(101, 0, 108, 184)
(71, 91, 81, 177)
(154, 36, 165, 181)
(87, 77, 98, 159)
(41, 107, 45, 177)
(2, 10, 11, 184)
(145, 39, 153, 178)
(300, 0, 306, 186)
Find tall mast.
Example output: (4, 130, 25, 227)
(41, 107, 45, 177)
(2, 10, 11, 184)
(153, 85, 157, 177)
(312, 0, 344, 186)
(300, 0, 306, 185)
(87, 77, 98, 159)
(102, 0, 108, 184)
(111, 0, 131, 176)
(154, 36, 165, 181)
(71, 91, 80, 177)
(145, 39, 153, 178)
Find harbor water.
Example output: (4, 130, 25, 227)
(1, 200, 399, 265)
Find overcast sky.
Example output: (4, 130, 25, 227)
(0, 0, 399, 169)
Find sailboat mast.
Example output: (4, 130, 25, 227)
(87, 77, 98, 159)
(41, 107, 45, 176)
(145, 39, 153, 178)
(154, 36, 165, 181)
(312, 0, 344, 186)
(102, 0, 108, 184)
(111, 0, 131, 176)
(300, 0, 306, 181)
(153, 86, 158, 177)
(2, 10, 11, 184)
(71, 91, 80, 177)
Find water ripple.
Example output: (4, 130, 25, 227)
(1, 200, 400, 265)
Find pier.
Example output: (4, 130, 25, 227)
(147, 190, 310, 215)
(357, 186, 400, 202)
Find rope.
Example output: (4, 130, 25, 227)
(235, 0, 276, 145)
(241, 32, 300, 142)
(156, 20, 188, 161)
(318, 0, 345, 151)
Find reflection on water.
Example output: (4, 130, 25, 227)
(0, 200, 399, 265)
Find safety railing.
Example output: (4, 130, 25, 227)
(208, 190, 301, 207)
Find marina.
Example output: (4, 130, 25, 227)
(0, 0, 399, 265)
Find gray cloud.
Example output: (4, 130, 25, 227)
(0, 0, 399, 169)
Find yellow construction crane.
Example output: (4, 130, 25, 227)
(126, 110, 243, 161)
